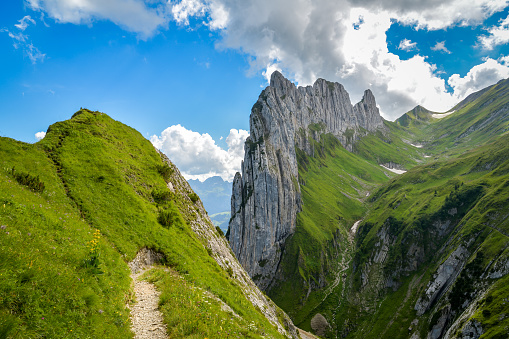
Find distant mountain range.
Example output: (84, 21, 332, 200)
(188, 176, 231, 233)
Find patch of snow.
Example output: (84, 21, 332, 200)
(410, 143, 423, 148)
(424, 155, 431, 158)
(380, 165, 407, 174)
(432, 110, 455, 119)
(351, 220, 362, 235)
(366, 192, 370, 197)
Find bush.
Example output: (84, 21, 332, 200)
(156, 164, 173, 182)
(189, 192, 199, 203)
(151, 189, 172, 204)
(216, 226, 224, 237)
(10, 167, 45, 192)
(158, 203, 185, 229)
(226, 266, 233, 277)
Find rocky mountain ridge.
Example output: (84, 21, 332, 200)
(229, 71, 386, 290)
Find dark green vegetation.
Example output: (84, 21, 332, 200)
(268, 79, 509, 338)
(0, 110, 286, 338)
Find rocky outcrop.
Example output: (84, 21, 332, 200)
(229, 71, 385, 289)
(460, 319, 484, 339)
(415, 245, 469, 315)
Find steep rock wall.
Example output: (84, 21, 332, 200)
(229, 71, 385, 289)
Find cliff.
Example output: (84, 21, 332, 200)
(229, 71, 385, 289)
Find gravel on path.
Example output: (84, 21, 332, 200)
(129, 268, 168, 339)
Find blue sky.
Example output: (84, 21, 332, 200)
(2, 0, 509, 181)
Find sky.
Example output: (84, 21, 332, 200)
(2, 0, 509, 182)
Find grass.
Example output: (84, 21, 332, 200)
(0, 109, 286, 338)
(268, 133, 391, 328)
(334, 132, 509, 338)
(143, 267, 272, 338)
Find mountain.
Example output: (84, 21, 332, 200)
(229, 71, 386, 290)
(229, 74, 509, 338)
(188, 176, 231, 233)
(0, 109, 300, 338)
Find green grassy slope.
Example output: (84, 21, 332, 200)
(267, 133, 393, 329)
(339, 132, 509, 338)
(393, 78, 509, 158)
(0, 110, 287, 338)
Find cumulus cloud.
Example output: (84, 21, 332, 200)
(398, 39, 417, 51)
(362, 0, 508, 29)
(150, 125, 249, 181)
(171, 0, 509, 119)
(21, 0, 509, 117)
(25, 0, 169, 38)
(479, 15, 509, 50)
(448, 57, 509, 99)
(431, 41, 452, 54)
(35, 131, 46, 141)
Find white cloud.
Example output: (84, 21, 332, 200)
(479, 15, 509, 50)
(35, 131, 46, 141)
(378, 0, 508, 30)
(150, 125, 249, 182)
(15, 16, 36, 31)
(25, 0, 169, 39)
(431, 41, 451, 54)
(448, 57, 509, 99)
(398, 38, 417, 51)
(1, 15, 46, 64)
(172, 0, 509, 119)
(19, 0, 509, 118)
(172, 0, 207, 25)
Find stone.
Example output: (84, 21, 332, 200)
(310, 313, 330, 337)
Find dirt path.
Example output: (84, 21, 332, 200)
(128, 249, 168, 339)
(129, 268, 168, 339)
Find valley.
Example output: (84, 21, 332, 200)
(228, 73, 509, 338)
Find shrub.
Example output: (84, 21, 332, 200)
(151, 189, 172, 204)
(156, 164, 172, 182)
(9, 167, 45, 192)
(216, 226, 224, 237)
(226, 266, 233, 277)
(157, 203, 185, 229)
(189, 192, 199, 203)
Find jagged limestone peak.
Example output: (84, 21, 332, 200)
(229, 72, 386, 290)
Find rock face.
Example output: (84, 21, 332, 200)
(415, 245, 469, 316)
(229, 71, 385, 289)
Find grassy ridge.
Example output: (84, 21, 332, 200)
(394, 78, 509, 158)
(0, 110, 286, 338)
